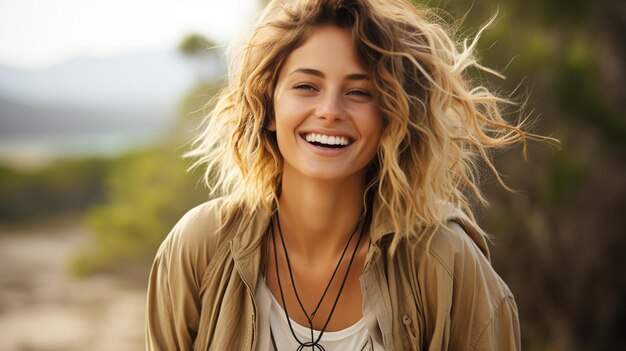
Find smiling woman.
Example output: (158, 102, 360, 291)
(145, 0, 550, 350)
(270, 25, 382, 183)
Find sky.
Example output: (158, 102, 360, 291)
(0, 0, 260, 70)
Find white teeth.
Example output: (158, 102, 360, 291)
(304, 133, 350, 146)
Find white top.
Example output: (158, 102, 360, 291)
(260, 278, 384, 351)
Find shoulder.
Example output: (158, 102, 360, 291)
(396, 211, 520, 349)
(156, 196, 234, 265)
(173, 197, 228, 240)
(411, 208, 495, 281)
(424, 220, 490, 278)
(403, 208, 514, 302)
(426, 220, 520, 349)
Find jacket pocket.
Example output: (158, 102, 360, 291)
(402, 314, 420, 351)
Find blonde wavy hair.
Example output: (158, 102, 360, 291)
(186, 0, 551, 245)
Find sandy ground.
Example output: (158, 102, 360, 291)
(0, 221, 145, 351)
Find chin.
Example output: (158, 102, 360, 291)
(302, 167, 365, 183)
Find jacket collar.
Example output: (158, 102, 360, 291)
(364, 199, 491, 260)
(369, 198, 395, 243)
(230, 197, 394, 259)
(229, 203, 273, 261)
(229, 197, 490, 261)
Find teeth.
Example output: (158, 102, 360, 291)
(304, 133, 350, 146)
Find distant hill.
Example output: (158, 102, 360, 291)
(0, 50, 222, 107)
(0, 49, 223, 165)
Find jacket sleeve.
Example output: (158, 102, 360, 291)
(145, 202, 220, 350)
(470, 294, 520, 351)
(419, 219, 521, 351)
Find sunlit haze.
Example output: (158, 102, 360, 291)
(0, 0, 260, 70)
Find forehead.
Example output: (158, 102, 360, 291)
(279, 25, 367, 76)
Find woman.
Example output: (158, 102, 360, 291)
(146, 0, 546, 349)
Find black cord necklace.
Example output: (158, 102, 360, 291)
(270, 209, 367, 351)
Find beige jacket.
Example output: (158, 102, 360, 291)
(146, 197, 520, 350)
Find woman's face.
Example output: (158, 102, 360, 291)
(270, 25, 383, 184)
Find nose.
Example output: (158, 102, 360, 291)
(315, 90, 346, 122)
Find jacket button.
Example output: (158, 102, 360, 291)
(402, 314, 411, 325)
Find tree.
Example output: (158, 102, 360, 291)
(71, 34, 222, 278)
(412, 1, 626, 349)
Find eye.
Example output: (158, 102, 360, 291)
(347, 89, 372, 98)
(293, 83, 318, 91)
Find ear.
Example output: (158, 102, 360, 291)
(266, 117, 276, 132)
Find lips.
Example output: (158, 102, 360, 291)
(301, 132, 354, 149)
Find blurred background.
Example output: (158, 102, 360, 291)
(0, 0, 623, 350)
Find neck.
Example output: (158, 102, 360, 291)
(277, 168, 367, 262)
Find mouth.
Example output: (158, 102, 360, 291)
(301, 132, 354, 149)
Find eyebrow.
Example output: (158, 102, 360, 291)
(289, 68, 369, 81)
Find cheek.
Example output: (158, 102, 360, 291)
(362, 109, 384, 140)
(273, 97, 303, 131)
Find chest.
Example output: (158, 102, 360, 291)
(195, 239, 422, 351)
(262, 238, 368, 332)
